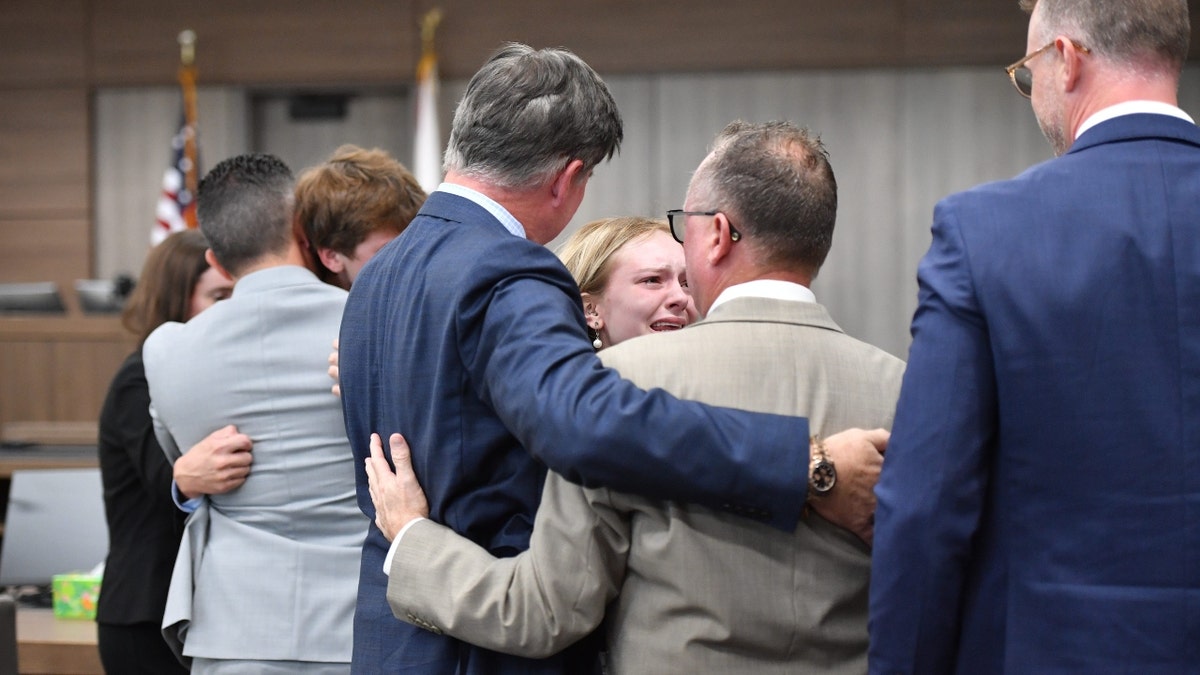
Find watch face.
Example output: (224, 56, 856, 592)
(811, 460, 836, 493)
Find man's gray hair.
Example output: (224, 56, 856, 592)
(1020, 0, 1189, 70)
(443, 43, 623, 189)
(196, 153, 295, 277)
(692, 121, 837, 276)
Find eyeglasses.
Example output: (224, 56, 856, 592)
(666, 209, 741, 244)
(1004, 40, 1090, 98)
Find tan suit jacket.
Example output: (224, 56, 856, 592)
(388, 296, 905, 674)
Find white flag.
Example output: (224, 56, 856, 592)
(413, 46, 442, 193)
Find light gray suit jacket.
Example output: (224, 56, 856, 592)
(387, 296, 905, 674)
(144, 265, 366, 664)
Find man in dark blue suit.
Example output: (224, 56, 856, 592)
(340, 43, 890, 673)
(870, 1, 1198, 673)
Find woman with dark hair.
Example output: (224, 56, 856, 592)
(96, 229, 235, 673)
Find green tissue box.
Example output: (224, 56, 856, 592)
(51, 573, 101, 620)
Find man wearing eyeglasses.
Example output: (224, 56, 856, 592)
(339, 45, 890, 674)
(870, 1, 1198, 673)
(366, 120, 905, 674)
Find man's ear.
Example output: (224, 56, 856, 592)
(291, 217, 311, 250)
(204, 249, 235, 281)
(291, 218, 319, 272)
(705, 212, 737, 266)
(1059, 35, 1084, 93)
(317, 247, 346, 274)
(549, 159, 587, 206)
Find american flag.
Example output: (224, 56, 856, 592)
(153, 31, 200, 246)
(153, 115, 199, 246)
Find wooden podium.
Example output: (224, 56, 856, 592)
(16, 608, 102, 674)
(0, 316, 133, 444)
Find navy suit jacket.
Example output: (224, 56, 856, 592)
(870, 113, 1200, 674)
(339, 191, 813, 673)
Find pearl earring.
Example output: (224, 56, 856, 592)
(592, 335, 603, 350)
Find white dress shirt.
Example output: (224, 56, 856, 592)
(1076, 100, 1194, 140)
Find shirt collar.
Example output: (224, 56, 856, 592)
(707, 279, 816, 313)
(437, 182, 527, 239)
(1076, 101, 1194, 140)
(232, 265, 321, 296)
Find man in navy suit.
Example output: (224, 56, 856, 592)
(869, 1, 1199, 673)
(340, 43, 890, 673)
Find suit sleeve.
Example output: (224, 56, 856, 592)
(464, 247, 811, 531)
(142, 327, 183, 464)
(868, 199, 996, 674)
(102, 355, 179, 512)
(386, 472, 627, 657)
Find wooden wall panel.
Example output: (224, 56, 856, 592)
(72, 0, 1200, 84)
(0, 341, 55, 427)
(0, 219, 91, 297)
(0, 1, 88, 88)
(903, 0, 1030, 66)
(0, 1, 1188, 88)
(90, 0, 418, 86)
(52, 339, 131, 420)
(906, 2, 1200, 66)
(0, 89, 90, 219)
(418, 0, 904, 78)
(410, 0, 1200, 77)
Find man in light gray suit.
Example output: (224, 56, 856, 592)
(144, 153, 365, 674)
(366, 121, 905, 674)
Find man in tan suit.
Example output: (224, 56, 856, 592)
(366, 121, 904, 674)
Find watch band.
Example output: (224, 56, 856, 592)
(808, 435, 837, 496)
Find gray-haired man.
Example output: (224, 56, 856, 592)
(340, 44, 889, 674)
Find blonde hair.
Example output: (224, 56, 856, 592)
(558, 217, 670, 297)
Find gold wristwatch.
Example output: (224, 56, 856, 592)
(808, 435, 837, 497)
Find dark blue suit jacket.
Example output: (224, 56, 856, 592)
(870, 113, 1200, 674)
(340, 191, 812, 673)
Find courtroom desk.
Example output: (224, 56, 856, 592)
(0, 423, 97, 448)
(0, 316, 134, 435)
(16, 607, 102, 674)
(0, 446, 98, 480)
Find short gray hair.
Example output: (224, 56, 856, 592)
(1021, 0, 1189, 70)
(444, 43, 623, 189)
(196, 153, 295, 277)
(692, 121, 837, 276)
